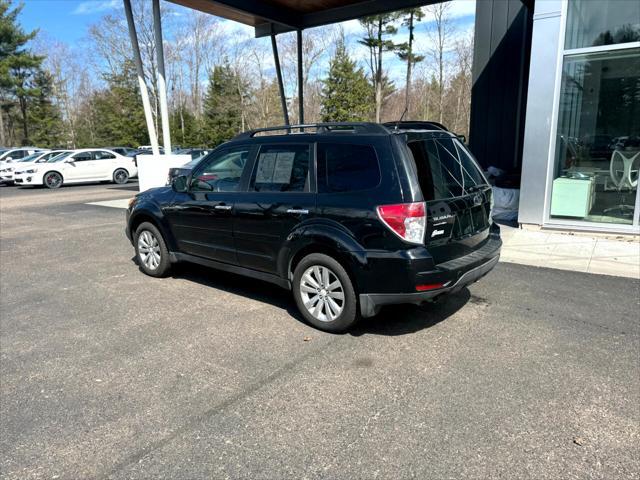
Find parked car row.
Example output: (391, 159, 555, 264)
(0, 148, 138, 189)
(0, 144, 214, 189)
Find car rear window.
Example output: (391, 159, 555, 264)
(406, 136, 486, 200)
(317, 143, 380, 193)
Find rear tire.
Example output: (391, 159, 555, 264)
(134, 222, 171, 277)
(113, 168, 129, 184)
(292, 253, 358, 333)
(43, 171, 63, 189)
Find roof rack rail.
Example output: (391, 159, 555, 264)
(233, 122, 389, 140)
(382, 120, 449, 132)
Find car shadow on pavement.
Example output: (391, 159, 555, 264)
(350, 289, 471, 336)
(160, 261, 472, 337)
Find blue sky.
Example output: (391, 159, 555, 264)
(20, 0, 121, 44)
(18, 0, 476, 88)
(20, 0, 475, 49)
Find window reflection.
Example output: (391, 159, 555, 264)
(565, 0, 640, 50)
(551, 50, 639, 224)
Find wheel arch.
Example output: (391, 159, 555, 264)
(112, 167, 130, 181)
(128, 208, 178, 252)
(281, 223, 368, 292)
(41, 169, 64, 184)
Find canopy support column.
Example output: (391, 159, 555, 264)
(123, 0, 159, 155)
(296, 29, 304, 124)
(153, 0, 172, 154)
(270, 31, 289, 126)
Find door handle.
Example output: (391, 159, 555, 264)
(286, 208, 309, 214)
(214, 205, 232, 211)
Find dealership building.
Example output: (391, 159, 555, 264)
(518, 0, 639, 234)
(132, 0, 640, 234)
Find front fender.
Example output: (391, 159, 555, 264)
(128, 196, 178, 251)
(277, 220, 368, 280)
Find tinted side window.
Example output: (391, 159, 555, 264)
(317, 143, 380, 193)
(250, 144, 310, 193)
(73, 152, 93, 161)
(95, 151, 116, 160)
(191, 146, 250, 192)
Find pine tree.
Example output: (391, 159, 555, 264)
(396, 8, 425, 115)
(359, 13, 400, 122)
(320, 37, 372, 122)
(27, 69, 64, 147)
(91, 61, 148, 147)
(170, 107, 202, 147)
(202, 63, 244, 147)
(0, 0, 44, 145)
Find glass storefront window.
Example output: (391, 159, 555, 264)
(565, 0, 640, 50)
(550, 49, 639, 225)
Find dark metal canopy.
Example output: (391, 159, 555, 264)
(163, 0, 535, 172)
(166, 0, 443, 37)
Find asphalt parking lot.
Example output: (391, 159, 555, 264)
(1, 182, 639, 479)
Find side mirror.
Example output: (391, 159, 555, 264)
(6, 157, 13, 162)
(456, 134, 467, 144)
(65, 158, 75, 163)
(172, 174, 188, 193)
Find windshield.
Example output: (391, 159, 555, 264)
(184, 157, 202, 168)
(19, 152, 44, 162)
(49, 151, 73, 162)
(406, 135, 487, 200)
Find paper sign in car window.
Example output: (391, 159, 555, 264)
(272, 151, 295, 183)
(255, 152, 277, 183)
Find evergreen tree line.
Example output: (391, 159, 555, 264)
(0, 0, 473, 149)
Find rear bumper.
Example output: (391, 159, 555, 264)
(359, 237, 501, 318)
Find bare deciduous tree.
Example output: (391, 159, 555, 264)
(425, 2, 453, 124)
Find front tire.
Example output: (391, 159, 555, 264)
(113, 168, 129, 184)
(43, 171, 63, 189)
(134, 222, 171, 277)
(293, 253, 358, 333)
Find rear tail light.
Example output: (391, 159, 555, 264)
(376, 202, 426, 244)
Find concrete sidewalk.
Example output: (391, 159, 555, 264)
(88, 198, 640, 279)
(500, 225, 640, 278)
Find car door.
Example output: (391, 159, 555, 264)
(164, 145, 254, 264)
(93, 150, 118, 179)
(64, 151, 94, 181)
(233, 142, 316, 274)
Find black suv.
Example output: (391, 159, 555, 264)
(126, 122, 501, 332)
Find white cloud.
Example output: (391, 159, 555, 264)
(216, 19, 255, 38)
(72, 0, 120, 15)
(445, 0, 477, 19)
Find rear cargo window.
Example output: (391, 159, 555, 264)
(318, 143, 380, 193)
(407, 137, 486, 200)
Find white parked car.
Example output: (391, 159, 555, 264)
(0, 147, 45, 168)
(13, 149, 138, 189)
(0, 150, 71, 184)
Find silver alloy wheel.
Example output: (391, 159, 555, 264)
(114, 169, 128, 184)
(45, 172, 61, 188)
(299, 265, 345, 322)
(137, 230, 161, 270)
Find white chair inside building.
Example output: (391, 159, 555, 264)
(604, 149, 639, 216)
